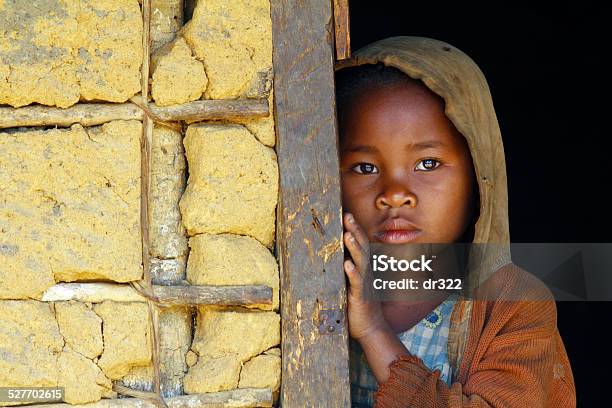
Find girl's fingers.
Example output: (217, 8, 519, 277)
(344, 231, 365, 269)
(344, 259, 362, 296)
(344, 213, 369, 248)
(343, 213, 373, 282)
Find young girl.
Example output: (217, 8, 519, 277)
(335, 37, 576, 407)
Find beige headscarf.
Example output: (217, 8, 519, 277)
(335, 36, 512, 379)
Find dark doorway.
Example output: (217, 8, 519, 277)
(348, 1, 610, 406)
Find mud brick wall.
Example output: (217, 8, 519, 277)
(0, 0, 281, 405)
(0, 121, 143, 297)
(0, 1, 143, 108)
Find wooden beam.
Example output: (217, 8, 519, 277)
(25, 387, 273, 407)
(0, 102, 143, 128)
(40, 282, 273, 306)
(333, 0, 351, 60)
(131, 95, 270, 122)
(271, 0, 350, 406)
(41, 282, 149, 302)
(137, 0, 164, 400)
(0, 98, 270, 129)
(150, 284, 273, 306)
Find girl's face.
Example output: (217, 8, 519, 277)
(339, 81, 478, 244)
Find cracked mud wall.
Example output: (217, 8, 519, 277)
(0, 300, 152, 405)
(0, 119, 194, 404)
(0, 0, 143, 108)
(1, 0, 281, 405)
(179, 123, 278, 249)
(175, 0, 281, 401)
(0, 121, 143, 299)
(153, 0, 273, 102)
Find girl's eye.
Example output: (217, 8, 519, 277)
(352, 163, 379, 174)
(415, 159, 441, 171)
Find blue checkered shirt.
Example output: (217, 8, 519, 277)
(349, 294, 458, 407)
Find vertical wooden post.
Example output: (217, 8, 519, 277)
(333, 0, 351, 60)
(271, 1, 350, 406)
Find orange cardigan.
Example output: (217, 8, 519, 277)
(373, 263, 577, 407)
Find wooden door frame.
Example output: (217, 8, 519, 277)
(271, 0, 352, 406)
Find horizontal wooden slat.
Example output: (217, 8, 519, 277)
(0, 97, 269, 129)
(131, 95, 270, 122)
(0, 102, 143, 128)
(40, 282, 273, 306)
(24, 387, 273, 407)
(151, 284, 273, 306)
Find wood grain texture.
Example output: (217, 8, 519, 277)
(271, 0, 350, 406)
(40, 282, 273, 307)
(131, 95, 270, 123)
(0, 103, 143, 128)
(333, 0, 351, 60)
(0, 98, 269, 129)
(132, 1, 168, 403)
(151, 284, 273, 306)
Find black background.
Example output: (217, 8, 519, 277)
(348, 1, 609, 405)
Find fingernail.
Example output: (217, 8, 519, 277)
(348, 214, 355, 224)
(348, 233, 355, 242)
(345, 261, 354, 271)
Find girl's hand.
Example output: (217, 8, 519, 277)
(343, 212, 388, 341)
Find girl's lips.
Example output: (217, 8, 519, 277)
(374, 229, 422, 243)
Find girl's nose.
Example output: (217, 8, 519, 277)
(375, 183, 417, 209)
